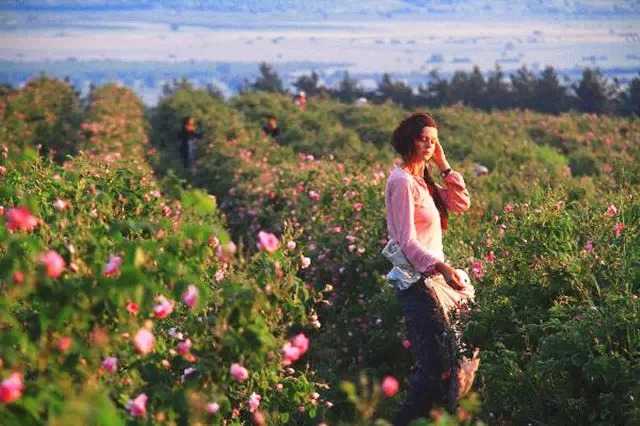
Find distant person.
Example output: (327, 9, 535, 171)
(383, 112, 478, 425)
(179, 116, 202, 173)
(262, 114, 280, 139)
(293, 90, 307, 111)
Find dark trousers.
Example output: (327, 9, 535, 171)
(394, 279, 451, 426)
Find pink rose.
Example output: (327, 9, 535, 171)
(614, 222, 625, 237)
(291, 333, 309, 354)
(133, 328, 155, 355)
(182, 285, 198, 309)
(0, 372, 24, 404)
(215, 241, 237, 261)
(281, 342, 302, 366)
(153, 295, 174, 319)
(503, 203, 514, 213)
(606, 204, 618, 217)
(177, 339, 192, 356)
(308, 190, 320, 202)
(56, 336, 73, 352)
(248, 392, 261, 413)
(583, 240, 594, 252)
(127, 393, 147, 417)
(206, 402, 220, 414)
(402, 339, 411, 349)
(471, 260, 485, 280)
(126, 301, 139, 315)
(485, 251, 496, 263)
(40, 250, 65, 278)
(5, 206, 38, 232)
(352, 202, 363, 212)
(102, 356, 118, 373)
(381, 376, 399, 397)
(230, 363, 249, 382)
(103, 255, 122, 277)
(257, 231, 279, 253)
(300, 256, 311, 269)
(53, 199, 68, 211)
(12, 271, 24, 285)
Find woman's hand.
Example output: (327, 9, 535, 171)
(431, 137, 451, 173)
(435, 261, 464, 290)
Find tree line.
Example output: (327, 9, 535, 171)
(249, 62, 640, 116)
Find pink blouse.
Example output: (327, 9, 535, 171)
(385, 166, 471, 274)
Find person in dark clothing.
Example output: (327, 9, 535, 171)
(179, 116, 202, 173)
(262, 115, 281, 139)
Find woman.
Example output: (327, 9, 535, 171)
(384, 112, 474, 425)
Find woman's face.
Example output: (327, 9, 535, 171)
(413, 126, 438, 162)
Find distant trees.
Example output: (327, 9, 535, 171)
(293, 71, 322, 97)
(534, 66, 570, 114)
(332, 71, 365, 103)
(574, 68, 619, 114)
(376, 73, 414, 107)
(619, 73, 640, 116)
(246, 62, 640, 117)
(251, 62, 284, 93)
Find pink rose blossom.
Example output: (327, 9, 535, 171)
(56, 336, 72, 352)
(127, 393, 147, 417)
(287, 241, 296, 250)
(282, 342, 302, 366)
(248, 392, 261, 413)
(153, 295, 174, 319)
(308, 190, 320, 202)
(606, 204, 618, 217)
(230, 363, 249, 382)
(5, 207, 38, 232)
(103, 255, 122, 277)
(12, 271, 24, 285)
(583, 240, 594, 252)
(503, 203, 514, 213)
(381, 376, 399, 397)
(485, 251, 496, 263)
(402, 339, 411, 349)
(0, 373, 24, 404)
(182, 285, 198, 309)
(102, 356, 118, 373)
(126, 301, 139, 315)
(352, 202, 364, 212)
(53, 199, 68, 211)
(471, 260, 485, 280)
(40, 250, 65, 278)
(300, 256, 311, 269)
(215, 241, 237, 261)
(177, 339, 192, 356)
(614, 222, 625, 237)
(291, 333, 309, 353)
(133, 328, 155, 355)
(206, 402, 220, 414)
(257, 231, 279, 253)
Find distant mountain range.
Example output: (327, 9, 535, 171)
(3, 0, 640, 17)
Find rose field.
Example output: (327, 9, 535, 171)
(0, 77, 639, 425)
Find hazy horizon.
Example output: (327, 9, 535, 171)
(1, 2, 638, 104)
